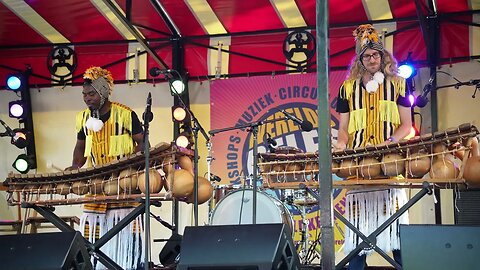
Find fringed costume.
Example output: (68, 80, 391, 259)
(77, 67, 143, 270)
(338, 75, 410, 256)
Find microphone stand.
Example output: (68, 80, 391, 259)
(206, 140, 215, 214)
(142, 92, 153, 270)
(209, 117, 285, 224)
(433, 79, 480, 90)
(169, 70, 210, 226)
(190, 111, 210, 226)
(436, 79, 480, 98)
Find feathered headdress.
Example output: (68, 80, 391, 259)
(353, 24, 384, 56)
(83, 66, 114, 98)
(83, 66, 114, 132)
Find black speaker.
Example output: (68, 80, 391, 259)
(177, 223, 299, 270)
(159, 233, 182, 266)
(400, 225, 480, 270)
(0, 231, 92, 270)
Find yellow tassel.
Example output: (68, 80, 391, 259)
(392, 77, 406, 97)
(109, 135, 120, 156)
(348, 108, 366, 133)
(111, 102, 133, 134)
(75, 110, 89, 133)
(379, 100, 401, 124)
(342, 79, 357, 100)
(86, 156, 92, 168)
(109, 134, 133, 157)
(84, 135, 93, 157)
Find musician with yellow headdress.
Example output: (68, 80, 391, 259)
(334, 25, 412, 270)
(68, 66, 144, 269)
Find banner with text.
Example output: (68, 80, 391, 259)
(210, 72, 349, 251)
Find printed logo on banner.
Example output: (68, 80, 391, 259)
(210, 73, 348, 253)
(239, 101, 346, 250)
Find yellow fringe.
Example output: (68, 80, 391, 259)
(75, 110, 89, 133)
(87, 156, 92, 167)
(341, 79, 357, 100)
(109, 134, 134, 157)
(77, 103, 134, 160)
(348, 108, 366, 133)
(379, 100, 401, 124)
(84, 135, 93, 157)
(391, 76, 406, 97)
(112, 102, 133, 135)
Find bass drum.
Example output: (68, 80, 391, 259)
(209, 189, 293, 231)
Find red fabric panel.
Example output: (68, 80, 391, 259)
(26, 0, 125, 43)
(208, 0, 284, 33)
(436, 0, 470, 13)
(1, 45, 130, 87)
(184, 41, 208, 79)
(145, 41, 207, 79)
(0, 48, 51, 87)
(229, 33, 289, 75)
(388, 0, 418, 19)
(117, 0, 171, 39)
(439, 19, 470, 61)
(393, 22, 427, 65)
(295, 0, 315, 26)
(159, 0, 206, 36)
(73, 45, 128, 83)
(0, 2, 48, 46)
(0, 0, 476, 82)
(328, 0, 368, 25)
(146, 42, 173, 78)
(329, 27, 357, 69)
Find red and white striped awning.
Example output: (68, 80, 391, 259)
(0, 0, 479, 87)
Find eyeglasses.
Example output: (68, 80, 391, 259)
(361, 52, 382, 61)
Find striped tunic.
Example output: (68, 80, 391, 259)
(75, 102, 138, 213)
(336, 76, 410, 255)
(336, 76, 406, 148)
(76, 102, 143, 269)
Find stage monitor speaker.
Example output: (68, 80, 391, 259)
(0, 231, 92, 270)
(159, 233, 182, 266)
(400, 224, 480, 270)
(177, 223, 300, 270)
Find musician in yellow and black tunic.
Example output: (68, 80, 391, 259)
(68, 66, 144, 270)
(334, 25, 412, 270)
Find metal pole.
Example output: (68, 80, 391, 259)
(252, 126, 259, 224)
(316, 0, 334, 269)
(143, 93, 152, 270)
(193, 127, 199, 226)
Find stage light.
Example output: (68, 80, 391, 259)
(398, 64, 415, 79)
(172, 106, 188, 122)
(170, 79, 185, 95)
(408, 94, 416, 107)
(11, 128, 29, 149)
(175, 124, 193, 149)
(12, 154, 33, 174)
(5, 73, 24, 91)
(8, 100, 26, 119)
(175, 134, 190, 148)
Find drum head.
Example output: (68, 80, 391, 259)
(210, 189, 286, 225)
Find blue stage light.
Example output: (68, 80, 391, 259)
(6, 74, 24, 91)
(398, 64, 415, 79)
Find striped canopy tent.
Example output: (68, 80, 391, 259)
(0, 0, 479, 87)
(1, 1, 480, 268)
